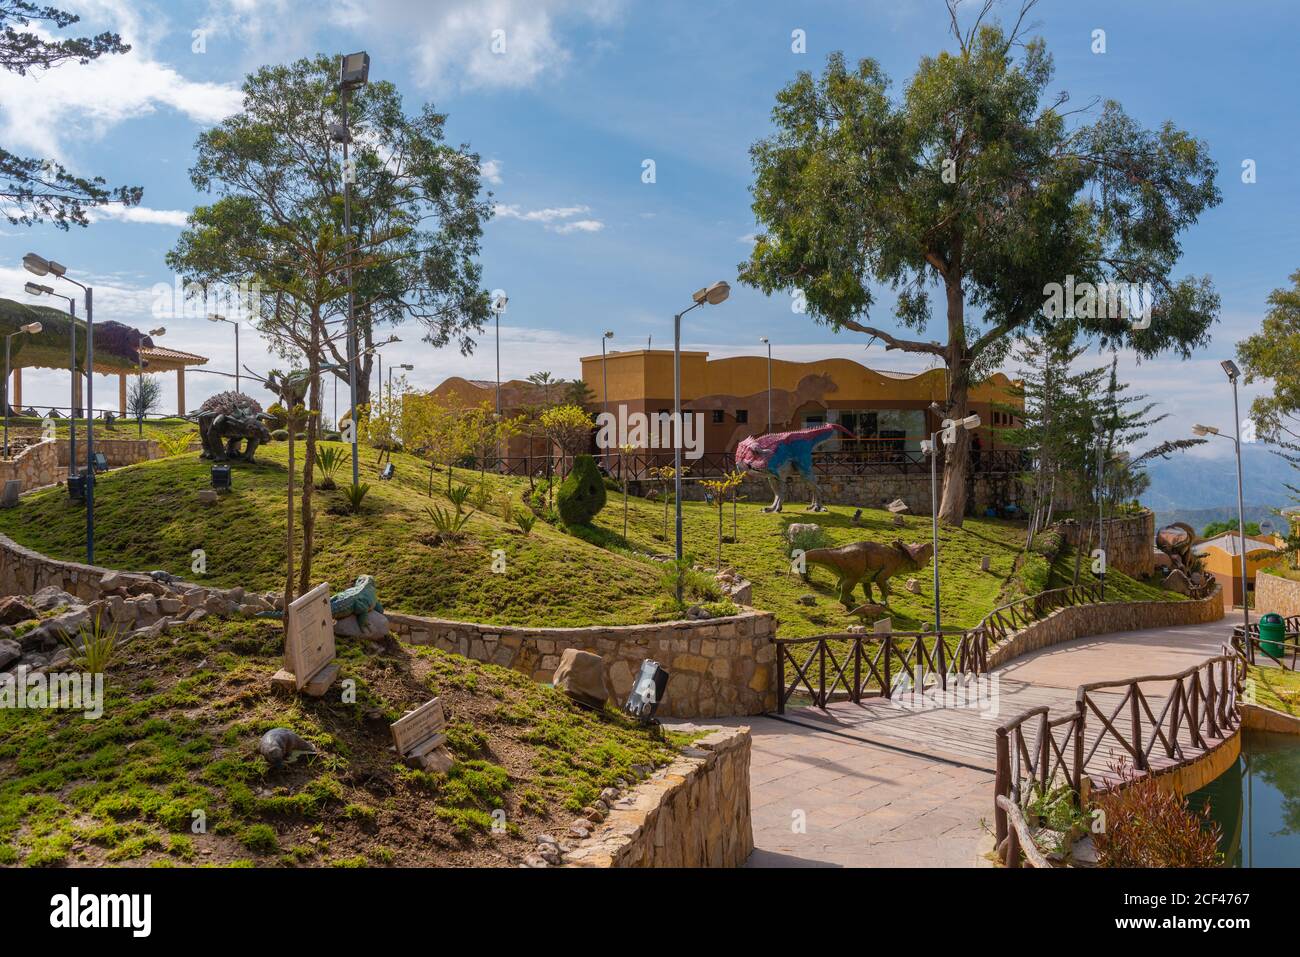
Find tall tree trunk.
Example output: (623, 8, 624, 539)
(938, 268, 971, 526)
(298, 308, 321, 595)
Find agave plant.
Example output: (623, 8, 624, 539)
(157, 430, 196, 458)
(61, 613, 120, 674)
(344, 482, 371, 513)
(316, 444, 344, 490)
(513, 509, 536, 536)
(446, 483, 472, 514)
(424, 503, 474, 539)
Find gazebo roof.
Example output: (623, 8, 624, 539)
(136, 345, 209, 372)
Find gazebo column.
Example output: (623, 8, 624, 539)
(11, 367, 20, 412)
(119, 373, 127, 415)
(177, 368, 186, 416)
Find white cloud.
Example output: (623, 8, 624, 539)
(364, 0, 623, 91)
(479, 159, 504, 184)
(0, 8, 242, 163)
(493, 202, 604, 233)
(88, 204, 189, 227)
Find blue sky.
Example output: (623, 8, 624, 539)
(1, 0, 1296, 460)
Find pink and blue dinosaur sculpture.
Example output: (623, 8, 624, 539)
(735, 423, 850, 513)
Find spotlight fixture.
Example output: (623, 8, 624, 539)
(624, 659, 669, 723)
(211, 465, 232, 490)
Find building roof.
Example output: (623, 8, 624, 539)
(1194, 533, 1280, 557)
(138, 345, 209, 371)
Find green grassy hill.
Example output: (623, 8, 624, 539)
(0, 442, 1175, 636)
(0, 617, 685, 867)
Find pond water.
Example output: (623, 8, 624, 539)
(1188, 729, 1300, 867)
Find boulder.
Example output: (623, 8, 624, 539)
(906, 578, 920, 594)
(333, 615, 362, 638)
(197, 489, 218, 504)
(552, 648, 609, 709)
(357, 611, 390, 640)
(1164, 569, 1192, 595)
(786, 523, 822, 543)
(31, 586, 79, 612)
(0, 595, 38, 626)
(0, 638, 20, 670)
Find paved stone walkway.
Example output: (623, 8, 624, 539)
(683, 618, 1237, 868)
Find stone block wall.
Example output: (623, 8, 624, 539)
(1255, 570, 1300, 617)
(0, 439, 59, 493)
(388, 610, 778, 718)
(564, 727, 753, 867)
(55, 436, 161, 469)
(1058, 510, 1156, 579)
(985, 585, 1225, 668)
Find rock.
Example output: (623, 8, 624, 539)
(197, 489, 218, 504)
(241, 594, 272, 613)
(885, 498, 910, 514)
(847, 624, 866, 634)
(686, 604, 712, 620)
(906, 578, 920, 594)
(1164, 569, 1192, 595)
(99, 572, 124, 590)
(892, 514, 906, 527)
(537, 844, 562, 865)
(537, 833, 559, 847)
(21, 608, 89, 650)
(181, 589, 206, 609)
(158, 598, 183, 615)
(0, 638, 20, 669)
(980, 555, 991, 572)
(30, 586, 79, 612)
(581, 805, 606, 823)
(715, 572, 752, 605)
(357, 611, 390, 640)
(0, 595, 37, 626)
(552, 648, 609, 709)
(523, 854, 550, 868)
(786, 523, 822, 543)
(203, 595, 235, 617)
(797, 594, 818, 607)
(184, 608, 208, 623)
(333, 615, 362, 638)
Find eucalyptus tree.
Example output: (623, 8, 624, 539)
(739, 0, 1220, 524)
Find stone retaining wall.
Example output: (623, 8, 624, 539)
(0, 439, 60, 493)
(388, 609, 777, 718)
(1254, 570, 1300, 618)
(1059, 510, 1156, 579)
(54, 436, 161, 469)
(985, 585, 1225, 669)
(564, 726, 753, 867)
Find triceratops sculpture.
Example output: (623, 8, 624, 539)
(735, 423, 851, 513)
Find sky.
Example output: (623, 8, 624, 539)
(0, 0, 1296, 465)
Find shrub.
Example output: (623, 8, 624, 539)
(271, 429, 289, 441)
(62, 613, 119, 674)
(513, 509, 536, 536)
(324, 431, 342, 442)
(157, 430, 196, 457)
(1092, 760, 1222, 867)
(315, 445, 343, 490)
(557, 454, 606, 526)
(446, 484, 472, 514)
(265, 402, 288, 430)
(424, 504, 473, 540)
(786, 523, 831, 555)
(344, 483, 371, 513)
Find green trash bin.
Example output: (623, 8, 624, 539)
(1259, 612, 1286, 658)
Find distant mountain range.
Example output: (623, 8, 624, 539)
(1143, 443, 1297, 533)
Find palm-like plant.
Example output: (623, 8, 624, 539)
(344, 482, 371, 513)
(316, 444, 343, 490)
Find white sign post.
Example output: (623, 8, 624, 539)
(391, 697, 453, 772)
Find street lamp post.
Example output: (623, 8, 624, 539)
(1095, 419, 1107, 600)
(759, 337, 772, 433)
(3, 320, 42, 456)
(601, 330, 614, 469)
(388, 363, 412, 405)
(208, 314, 239, 396)
(1195, 360, 1252, 637)
(24, 282, 77, 469)
(336, 50, 370, 487)
(672, 281, 730, 603)
(25, 252, 95, 563)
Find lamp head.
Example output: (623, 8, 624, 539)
(22, 252, 49, 276)
(759, 336, 769, 344)
(962, 413, 981, 430)
(23, 281, 51, 296)
(1221, 359, 1240, 382)
(604, 330, 614, 339)
(208, 313, 224, 323)
(400, 363, 413, 371)
(149, 327, 166, 337)
(339, 51, 370, 90)
(693, 280, 730, 306)
(1192, 424, 1219, 436)
(20, 322, 42, 335)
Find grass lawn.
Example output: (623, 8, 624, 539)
(0, 616, 689, 867)
(1248, 665, 1300, 717)
(0, 441, 1177, 636)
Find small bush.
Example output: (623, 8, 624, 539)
(1092, 760, 1222, 868)
(343, 483, 371, 513)
(513, 509, 536, 536)
(239, 823, 279, 854)
(786, 524, 831, 555)
(557, 454, 606, 526)
(446, 484, 471, 514)
(271, 429, 289, 441)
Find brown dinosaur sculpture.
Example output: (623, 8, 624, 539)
(803, 540, 935, 608)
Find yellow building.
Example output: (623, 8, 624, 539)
(578, 350, 1021, 457)
(1194, 533, 1284, 607)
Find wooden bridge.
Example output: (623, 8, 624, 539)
(745, 612, 1240, 868)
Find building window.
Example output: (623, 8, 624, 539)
(711, 410, 725, 424)
(735, 409, 748, 423)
